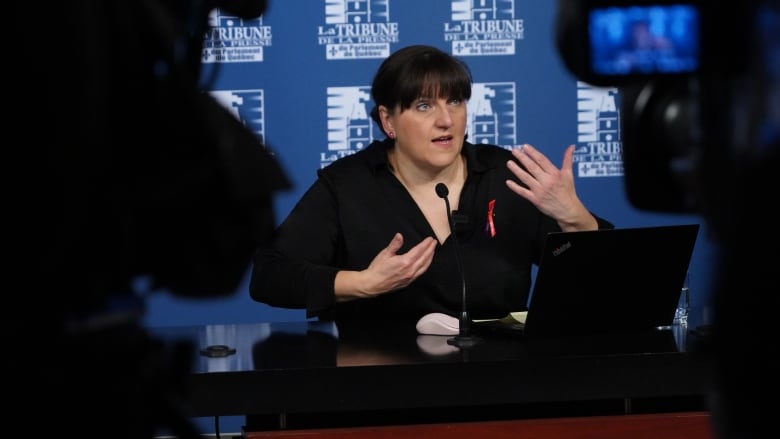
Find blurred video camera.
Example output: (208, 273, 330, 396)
(555, 0, 772, 213)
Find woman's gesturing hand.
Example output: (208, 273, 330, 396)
(335, 233, 437, 301)
(506, 144, 597, 231)
(360, 233, 438, 296)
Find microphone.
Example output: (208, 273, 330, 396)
(435, 183, 480, 348)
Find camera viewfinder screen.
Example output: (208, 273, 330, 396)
(589, 4, 700, 76)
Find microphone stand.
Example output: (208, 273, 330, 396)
(436, 183, 480, 348)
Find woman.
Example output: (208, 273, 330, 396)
(250, 44, 612, 323)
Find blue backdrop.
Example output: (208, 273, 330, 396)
(143, 1, 716, 432)
(143, 0, 715, 330)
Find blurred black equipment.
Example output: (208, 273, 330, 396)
(15, 1, 286, 437)
(555, 1, 779, 439)
(555, 0, 755, 214)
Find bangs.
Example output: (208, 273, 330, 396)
(395, 53, 472, 110)
(370, 45, 474, 126)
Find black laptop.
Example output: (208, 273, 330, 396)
(473, 224, 700, 339)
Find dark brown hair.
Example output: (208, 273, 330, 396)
(370, 45, 472, 134)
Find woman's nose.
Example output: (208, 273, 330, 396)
(434, 103, 453, 127)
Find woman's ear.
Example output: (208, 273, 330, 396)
(378, 105, 394, 135)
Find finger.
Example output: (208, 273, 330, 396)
(410, 238, 437, 276)
(384, 233, 404, 255)
(506, 158, 539, 192)
(510, 147, 543, 179)
(422, 237, 438, 257)
(505, 178, 535, 203)
(388, 238, 435, 287)
(416, 245, 436, 275)
(509, 146, 532, 172)
(561, 144, 575, 172)
(405, 236, 437, 259)
(516, 144, 555, 173)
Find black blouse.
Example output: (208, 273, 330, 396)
(250, 139, 613, 322)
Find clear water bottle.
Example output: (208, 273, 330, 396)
(673, 273, 690, 327)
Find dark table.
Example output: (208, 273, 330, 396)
(149, 320, 714, 433)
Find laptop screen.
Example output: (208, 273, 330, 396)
(522, 224, 700, 338)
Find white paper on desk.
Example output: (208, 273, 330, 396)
(474, 311, 527, 325)
(508, 311, 527, 324)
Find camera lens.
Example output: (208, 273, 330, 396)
(620, 78, 700, 212)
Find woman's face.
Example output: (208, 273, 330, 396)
(381, 94, 467, 170)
